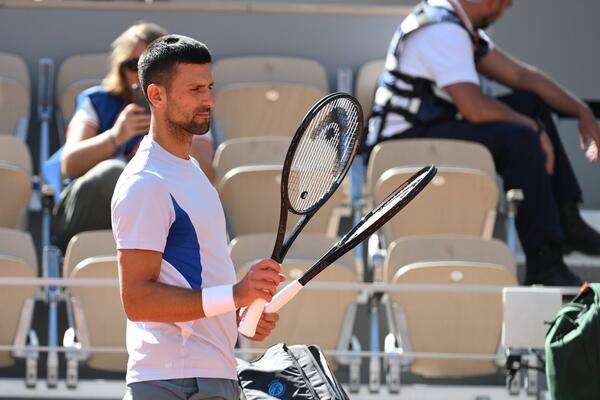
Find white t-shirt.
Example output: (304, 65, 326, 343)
(377, 0, 494, 137)
(111, 135, 237, 384)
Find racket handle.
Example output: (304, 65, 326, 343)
(264, 279, 304, 313)
(238, 298, 266, 337)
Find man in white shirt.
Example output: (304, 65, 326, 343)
(367, 0, 600, 286)
(112, 35, 284, 400)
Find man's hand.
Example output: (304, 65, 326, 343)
(539, 131, 555, 175)
(237, 309, 279, 341)
(578, 108, 600, 162)
(233, 259, 285, 308)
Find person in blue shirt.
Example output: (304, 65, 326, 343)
(53, 22, 215, 252)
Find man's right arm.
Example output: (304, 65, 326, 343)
(118, 248, 283, 323)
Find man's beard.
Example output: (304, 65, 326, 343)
(166, 110, 211, 137)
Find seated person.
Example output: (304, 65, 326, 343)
(54, 22, 215, 252)
(365, 0, 600, 286)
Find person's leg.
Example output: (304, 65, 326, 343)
(499, 91, 600, 255)
(189, 378, 240, 400)
(124, 378, 197, 400)
(53, 159, 126, 253)
(396, 121, 580, 285)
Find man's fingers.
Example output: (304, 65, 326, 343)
(261, 312, 279, 323)
(252, 259, 281, 273)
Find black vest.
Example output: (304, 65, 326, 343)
(368, 1, 491, 144)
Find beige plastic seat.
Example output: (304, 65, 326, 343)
(0, 137, 32, 230)
(213, 83, 325, 142)
(0, 78, 30, 137)
(212, 56, 329, 94)
(0, 228, 38, 369)
(218, 165, 344, 238)
(62, 230, 116, 278)
(355, 59, 385, 117)
(384, 236, 517, 378)
(56, 53, 108, 123)
(366, 138, 496, 197)
(0, 52, 30, 90)
(375, 166, 499, 242)
(66, 256, 127, 372)
(213, 136, 290, 186)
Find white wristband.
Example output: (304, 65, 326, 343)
(202, 284, 236, 317)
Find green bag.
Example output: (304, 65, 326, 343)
(545, 283, 600, 400)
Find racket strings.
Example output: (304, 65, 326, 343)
(288, 97, 361, 213)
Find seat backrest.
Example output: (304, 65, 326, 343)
(69, 256, 127, 372)
(57, 53, 109, 105)
(0, 52, 30, 90)
(60, 78, 102, 122)
(0, 228, 37, 272)
(213, 83, 324, 142)
(0, 136, 32, 175)
(62, 230, 116, 277)
(213, 136, 290, 186)
(0, 165, 31, 230)
(237, 260, 358, 355)
(355, 59, 385, 118)
(0, 257, 36, 367)
(384, 235, 516, 281)
(0, 77, 30, 136)
(229, 233, 354, 273)
(367, 139, 496, 196)
(388, 260, 517, 377)
(212, 56, 329, 94)
(374, 166, 498, 240)
(218, 165, 343, 238)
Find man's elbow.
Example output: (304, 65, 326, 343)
(121, 293, 144, 322)
(459, 105, 486, 124)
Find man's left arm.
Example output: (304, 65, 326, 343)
(478, 48, 599, 161)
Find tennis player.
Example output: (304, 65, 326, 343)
(111, 34, 284, 400)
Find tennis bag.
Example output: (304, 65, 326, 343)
(545, 283, 600, 400)
(237, 343, 349, 400)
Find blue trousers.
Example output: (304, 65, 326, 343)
(384, 91, 582, 253)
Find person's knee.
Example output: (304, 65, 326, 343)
(79, 159, 126, 198)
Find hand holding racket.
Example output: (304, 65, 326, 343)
(263, 165, 437, 314)
(238, 92, 364, 337)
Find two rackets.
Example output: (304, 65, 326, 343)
(263, 165, 437, 314)
(238, 92, 364, 336)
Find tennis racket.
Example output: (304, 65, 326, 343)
(238, 92, 364, 337)
(263, 165, 437, 314)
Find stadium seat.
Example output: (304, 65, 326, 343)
(0, 136, 32, 230)
(213, 136, 290, 186)
(0, 52, 31, 140)
(383, 236, 517, 379)
(218, 165, 344, 238)
(230, 234, 361, 372)
(355, 59, 385, 118)
(213, 83, 324, 142)
(212, 56, 329, 94)
(0, 228, 39, 383)
(62, 230, 116, 278)
(56, 53, 108, 135)
(65, 256, 127, 375)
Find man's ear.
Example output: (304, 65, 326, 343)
(146, 83, 163, 108)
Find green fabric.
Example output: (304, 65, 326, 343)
(545, 283, 600, 400)
(53, 159, 125, 252)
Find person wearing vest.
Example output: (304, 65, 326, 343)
(365, 0, 600, 286)
(53, 23, 215, 253)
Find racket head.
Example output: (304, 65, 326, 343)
(282, 92, 364, 215)
(299, 164, 437, 284)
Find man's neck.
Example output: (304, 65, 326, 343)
(149, 117, 192, 160)
(456, 0, 482, 28)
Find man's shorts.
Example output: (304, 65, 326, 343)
(124, 377, 240, 400)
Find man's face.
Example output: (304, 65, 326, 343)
(478, 0, 513, 29)
(164, 63, 214, 136)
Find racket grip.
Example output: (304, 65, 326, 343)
(238, 298, 266, 337)
(264, 279, 303, 313)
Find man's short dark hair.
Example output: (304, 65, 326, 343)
(138, 34, 212, 97)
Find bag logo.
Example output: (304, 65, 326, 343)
(267, 379, 285, 397)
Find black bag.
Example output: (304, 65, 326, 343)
(237, 343, 349, 400)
